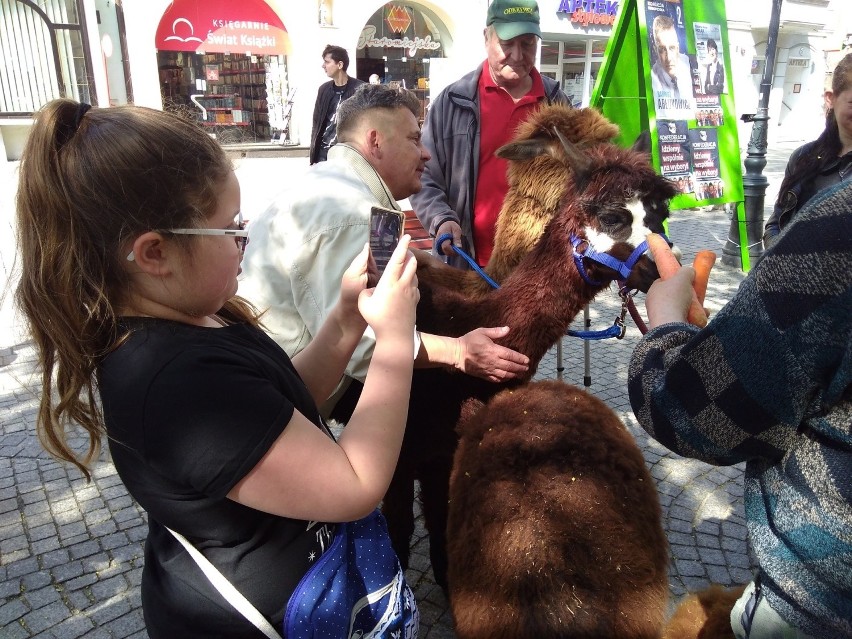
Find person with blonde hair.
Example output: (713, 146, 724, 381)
(16, 99, 420, 637)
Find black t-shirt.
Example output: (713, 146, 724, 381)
(320, 83, 348, 150)
(98, 318, 336, 638)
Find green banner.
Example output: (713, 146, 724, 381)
(592, 0, 744, 213)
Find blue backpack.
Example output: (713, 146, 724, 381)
(284, 509, 419, 638)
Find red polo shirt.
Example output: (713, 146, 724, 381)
(472, 65, 545, 266)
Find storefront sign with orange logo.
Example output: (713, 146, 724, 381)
(358, 25, 441, 57)
(385, 5, 412, 33)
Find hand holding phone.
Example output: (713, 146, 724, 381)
(369, 206, 405, 276)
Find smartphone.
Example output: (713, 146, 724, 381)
(369, 205, 405, 275)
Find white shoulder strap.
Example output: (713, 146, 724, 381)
(167, 527, 283, 639)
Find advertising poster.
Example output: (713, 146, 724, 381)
(657, 120, 693, 194)
(693, 22, 726, 96)
(591, 0, 743, 212)
(689, 127, 724, 200)
(645, 0, 695, 120)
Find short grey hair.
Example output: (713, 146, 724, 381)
(336, 84, 422, 141)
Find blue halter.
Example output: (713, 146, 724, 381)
(433, 231, 661, 340)
(570, 232, 669, 286)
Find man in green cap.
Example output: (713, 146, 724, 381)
(410, 0, 569, 271)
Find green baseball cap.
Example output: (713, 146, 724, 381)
(486, 0, 541, 40)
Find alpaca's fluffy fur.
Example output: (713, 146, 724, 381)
(662, 585, 746, 639)
(383, 104, 676, 607)
(448, 381, 669, 638)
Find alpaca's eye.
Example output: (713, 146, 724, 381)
(598, 214, 621, 227)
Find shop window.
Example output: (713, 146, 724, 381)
(356, 3, 451, 116)
(158, 51, 290, 144)
(563, 41, 587, 57)
(541, 40, 560, 66)
(154, 0, 292, 145)
(0, 0, 95, 113)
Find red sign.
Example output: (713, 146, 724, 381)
(385, 6, 412, 34)
(155, 0, 290, 55)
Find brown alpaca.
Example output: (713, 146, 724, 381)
(418, 104, 620, 298)
(381, 115, 678, 600)
(661, 585, 746, 639)
(448, 381, 669, 639)
(485, 105, 619, 290)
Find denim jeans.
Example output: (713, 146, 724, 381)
(730, 580, 816, 639)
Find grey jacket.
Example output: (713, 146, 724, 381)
(410, 64, 569, 268)
(629, 180, 852, 638)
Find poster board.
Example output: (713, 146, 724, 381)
(591, 0, 747, 265)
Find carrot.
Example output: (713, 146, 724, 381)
(646, 233, 681, 279)
(646, 233, 708, 328)
(691, 250, 717, 305)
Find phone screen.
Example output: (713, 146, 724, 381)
(369, 206, 405, 275)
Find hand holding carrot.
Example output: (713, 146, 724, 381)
(645, 234, 716, 328)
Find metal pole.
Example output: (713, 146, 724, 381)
(583, 305, 591, 387)
(721, 0, 785, 268)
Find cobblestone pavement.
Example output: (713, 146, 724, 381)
(0, 141, 801, 638)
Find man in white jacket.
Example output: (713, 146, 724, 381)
(239, 84, 529, 420)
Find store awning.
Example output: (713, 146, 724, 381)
(155, 0, 290, 56)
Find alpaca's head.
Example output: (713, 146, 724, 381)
(497, 130, 678, 293)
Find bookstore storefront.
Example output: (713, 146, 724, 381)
(154, 0, 293, 144)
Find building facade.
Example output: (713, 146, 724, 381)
(1, 0, 849, 161)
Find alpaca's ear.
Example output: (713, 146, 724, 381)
(631, 131, 652, 154)
(495, 138, 554, 161)
(552, 127, 592, 192)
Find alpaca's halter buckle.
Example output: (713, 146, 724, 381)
(569, 233, 656, 287)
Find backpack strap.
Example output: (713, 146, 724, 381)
(167, 527, 283, 639)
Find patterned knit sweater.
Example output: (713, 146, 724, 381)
(628, 181, 852, 636)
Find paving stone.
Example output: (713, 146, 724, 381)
(98, 610, 146, 636)
(4, 556, 38, 580)
(698, 547, 727, 566)
(21, 571, 52, 591)
(64, 572, 98, 592)
(30, 537, 62, 555)
(24, 598, 71, 634)
(0, 598, 29, 627)
(42, 613, 93, 639)
(51, 561, 85, 584)
(87, 596, 132, 625)
(0, 577, 21, 598)
(1, 620, 29, 639)
(22, 584, 62, 611)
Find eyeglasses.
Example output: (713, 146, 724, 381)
(127, 213, 248, 261)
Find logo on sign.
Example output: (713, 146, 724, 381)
(164, 17, 203, 44)
(556, 0, 619, 26)
(386, 5, 412, 34)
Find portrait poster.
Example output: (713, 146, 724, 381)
(645, 0, 695, 120)
(657, 120, 693, 194)
(592, 0, 744, 216)
(693, 22, 726, 95)
(688, 127, 724, 200)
